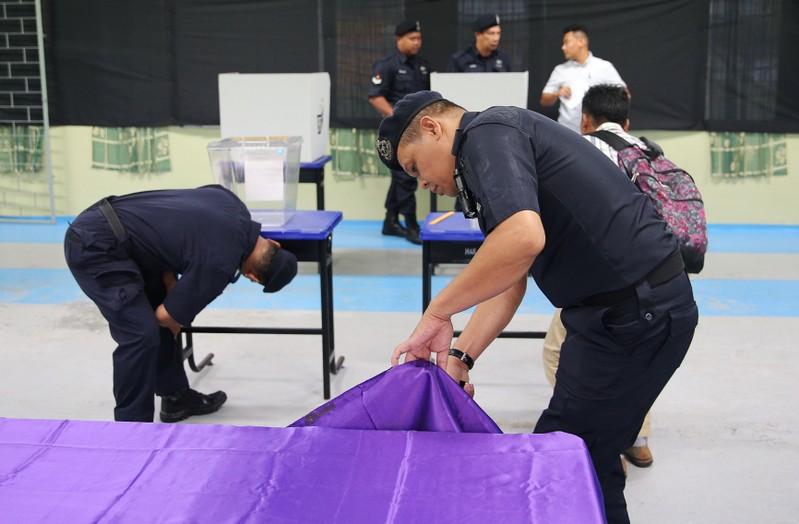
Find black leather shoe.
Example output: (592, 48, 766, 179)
(159, 388, 227, 423)
(382, 214, 408, 238)
(405, 224, 422, 245)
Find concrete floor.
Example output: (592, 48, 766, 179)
(1, 221, 798, 523)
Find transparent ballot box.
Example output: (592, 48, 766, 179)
(207, 136, 303, 226)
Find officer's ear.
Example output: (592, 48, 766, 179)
(419, 115, 439, 136)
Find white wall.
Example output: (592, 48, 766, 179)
(50, 126, 799, 224)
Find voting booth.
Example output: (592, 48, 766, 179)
(430, 71, 529, 111)
(218, 73, 330, 163)
(207, 136, 302, 226)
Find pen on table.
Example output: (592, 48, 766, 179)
(429, 211, 455, 226)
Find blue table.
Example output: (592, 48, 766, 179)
(421, 212, 546, 339)
(299, 155, 332, 210)
(181, 210, 344, 399)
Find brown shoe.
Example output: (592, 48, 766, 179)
(620, 455, 628, 477)
(623, 444, 654, 468)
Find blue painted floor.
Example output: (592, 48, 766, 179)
(1, 220, 798, 316)
(3, 218, 798, 252)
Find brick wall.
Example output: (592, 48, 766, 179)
(0, 0, 42, 127)
(0, 0, 51, 218)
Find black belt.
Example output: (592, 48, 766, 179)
(98, 198, 137, 260)
(579, 249, 685, 307)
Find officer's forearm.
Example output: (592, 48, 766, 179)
(369, 96, 393, 117)
(453, 276, 527, 362)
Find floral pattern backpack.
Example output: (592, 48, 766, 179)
(591, 130, 708, 273)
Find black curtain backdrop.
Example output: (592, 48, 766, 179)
(43, 0, 799, 132)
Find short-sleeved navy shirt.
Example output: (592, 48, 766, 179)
(104, 185, 260, 325)
(454, 108, 677, 307)
(447, 46, 512, 73)
(369, 50, 431, 106)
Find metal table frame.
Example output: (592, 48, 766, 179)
(299, 155, 331, 211)
(421, 212, 546, 339)
(179, 210, 344, 399)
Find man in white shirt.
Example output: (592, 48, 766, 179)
(540, 24, 628, 133)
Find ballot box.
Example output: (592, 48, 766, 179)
(207, 136, 302, 226)
(218, 72, 330, 163)
(430, 71, 529, 110)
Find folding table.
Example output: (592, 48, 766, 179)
(421, 211, 546, 339)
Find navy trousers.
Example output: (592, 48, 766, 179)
(535, 272, 698, 524)
(64, 209, 189, 422)
(385, 169, 418, 216)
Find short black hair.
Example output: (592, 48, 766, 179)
(563, 23, 589, 36)
(582, 84, 630, 125)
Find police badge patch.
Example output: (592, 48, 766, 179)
(376, 138, 393, 161)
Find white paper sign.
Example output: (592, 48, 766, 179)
(562, 78, 589, 110)
(244, 159, 284, 201)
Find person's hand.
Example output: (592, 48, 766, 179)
(559, 86, 572, 99)
(155, 304, 181, 338)
(446, 358, 475, 398)
(392, 312, 453, 369)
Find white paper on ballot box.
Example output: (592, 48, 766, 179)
(244, 159, 284, 201)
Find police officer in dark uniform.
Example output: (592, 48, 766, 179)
(378, 91, 698, 524)
(64, 185, 298, 423)
(369, 20, 430, 244)
(447, 13, 512, 73)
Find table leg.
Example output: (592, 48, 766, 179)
(422, 241, 432, 312)
(318, 236, 344, 400)
(316, 175, 325, 211)
(179, 329, 215, 372)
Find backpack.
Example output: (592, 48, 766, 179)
(591, 130, 708, 273)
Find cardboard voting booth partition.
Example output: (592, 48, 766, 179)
(218, 73, 330, 163)
(430, 71, 529, 111)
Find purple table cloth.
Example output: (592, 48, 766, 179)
(0, 363, 605, 523)
(291, 360, 502, 433)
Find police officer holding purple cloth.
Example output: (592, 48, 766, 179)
(378, 90, 697, 524)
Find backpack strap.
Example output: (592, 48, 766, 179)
(640, 136, 664, 158)
(590, 130, 662, 160)
(589, 130, 633, 152)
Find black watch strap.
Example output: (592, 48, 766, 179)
(448, 348, 474, 370)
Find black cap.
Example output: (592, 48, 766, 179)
(262, 248, 298, 293)
(395, 20, 421, 36)
(376, 90, 443, 172)
(472, 13, 500, 32)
